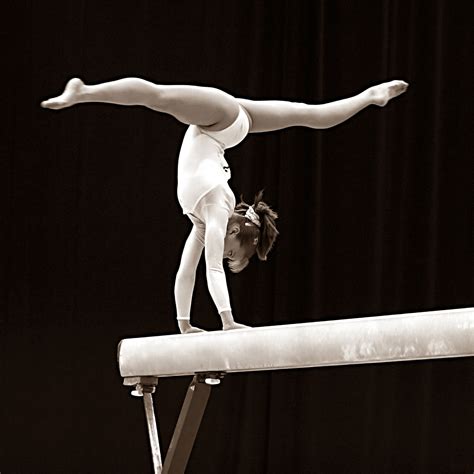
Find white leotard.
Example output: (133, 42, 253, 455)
(175, 106, 250, 320)
(177, 105, 249, 217)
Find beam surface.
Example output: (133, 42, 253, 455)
(118, 308, 474, 378)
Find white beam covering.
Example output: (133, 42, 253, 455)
(118, 308, 474, 378)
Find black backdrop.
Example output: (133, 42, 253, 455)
(3, 1, 473, 473)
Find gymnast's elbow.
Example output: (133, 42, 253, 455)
(175, 267, 196, 285)
(206, 261, 225, 276)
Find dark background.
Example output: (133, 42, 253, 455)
(3, 1, 473, 473)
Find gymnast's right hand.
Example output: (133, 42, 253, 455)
(220, 310, 251, 330)
(178, 320, 206, 334)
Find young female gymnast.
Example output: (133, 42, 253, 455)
(41, 77, 408, 333)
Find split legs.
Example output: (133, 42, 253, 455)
(41, 77, 408, 132)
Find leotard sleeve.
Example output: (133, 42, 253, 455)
(200, 203, 232, 314)
(174, 224, 204, 321)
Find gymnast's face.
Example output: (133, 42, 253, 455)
(223, 224, 245, 259)
(223, 223, 248, 272)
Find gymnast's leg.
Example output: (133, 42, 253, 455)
(41, 77, 240, 131)
(237, 80, 408, 132)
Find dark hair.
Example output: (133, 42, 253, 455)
(228, 190, 278, 271)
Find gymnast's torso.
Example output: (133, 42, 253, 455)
(177, 105, 250, 223)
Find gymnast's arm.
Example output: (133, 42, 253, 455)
(200, 192, 249, 330)
(174, 225, 204, 331)
(200, 204, 233, 319)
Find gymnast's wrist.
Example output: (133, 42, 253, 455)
(219, 310, 234, 324)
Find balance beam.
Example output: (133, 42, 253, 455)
(118, 307, 473, 379)
(118, 308, 473, 474)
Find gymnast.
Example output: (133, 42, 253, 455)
(41, 77, 408, 333)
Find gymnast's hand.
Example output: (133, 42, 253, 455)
(178, 320, 206, 334)
(220, 310, 251, 330)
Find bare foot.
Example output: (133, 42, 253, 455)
(41, 78, 85, 110)
(178, 320, 206, 334)
(368, 80, 409, 107)
(222, 322, 251, 330)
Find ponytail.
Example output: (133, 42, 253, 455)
(234, 190, 279, 261)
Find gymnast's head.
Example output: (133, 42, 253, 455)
(224, 190, 279, 273)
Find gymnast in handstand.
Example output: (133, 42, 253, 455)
(41, 77, 408, 333)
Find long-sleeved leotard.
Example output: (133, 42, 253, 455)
(174, 105, 250, 320)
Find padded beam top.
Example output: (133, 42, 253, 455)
(118, 308, 473, 378)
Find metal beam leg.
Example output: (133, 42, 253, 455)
(124, 376, 162, 474)
(143, 390, 163, 474)
(162, 372, 224, 474)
